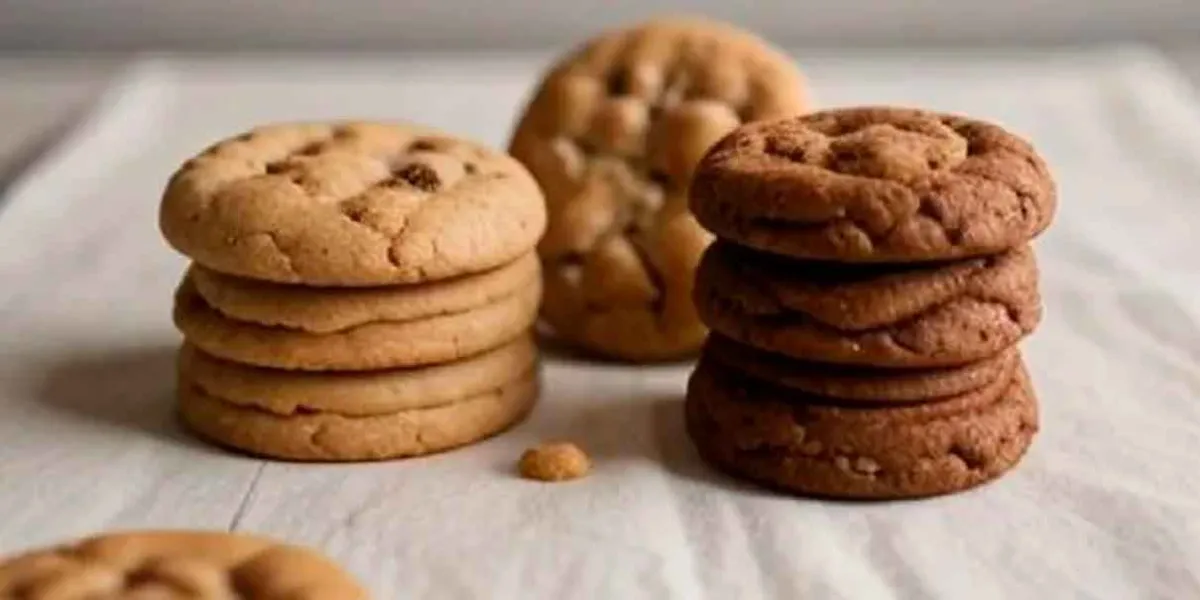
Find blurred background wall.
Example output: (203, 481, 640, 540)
(2, 0, 1198, 51)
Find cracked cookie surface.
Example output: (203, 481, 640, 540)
(685, 353, 1038, 499)
(0, 530, 367, 599)
(160, 121, 546, 286)
(179, 366, 538, 461)
(694, 241, 1041, 367)
(509, 17, 808, 360)
(179, 335, 537, 417)
(174, 273, 540, 371)
(691, 106, 1056, 262)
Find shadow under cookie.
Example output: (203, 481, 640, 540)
(684, 355, 1039, 500)
(694, 241, 1042, 368)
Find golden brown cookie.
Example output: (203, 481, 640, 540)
(189, 252, 539, 333)
(705, 333, 1019, 402)
(179, 367, 538, 461)
(173, 273, 540, 371)
(685, 354, 1038, 500)
(691, 107, 1056, 262)
(694, 241, 1041, 367)
(510, 17, 809, 361)
(518, 442, 592, 482)
(0, 530, 367, 599)
(160, 121, 546, 286)
(179, 335, 537, 417)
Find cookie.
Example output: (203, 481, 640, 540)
(694, 241, 1041, 367)
(179, 335, 537, 417)
(509, 17, 809, 360)
(690, 107, 1056, 262)
(705, 333, 1018, 402)
(0, 530, 366, 598)
(179, 367, 538, 461)
(173, 273, 540, 371)
(685, 354, 1038, 500)
(160, 121, 546, 286)
(189, 252, 539, 333)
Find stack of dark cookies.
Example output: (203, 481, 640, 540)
(684, 107, 1057, 499)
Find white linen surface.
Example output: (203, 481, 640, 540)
(0, 48, 1198, 599)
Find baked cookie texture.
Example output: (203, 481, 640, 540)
(510, 17, 809, 361)
(686, 353, 1038, 499)
(684, 106, 1056, 499)
(179, 367, 538, 462)
(691, 107, 1056, 262)
(694, 241, 1041, 367)
(0, 530, 367, 599)
(174, 273, 540, 371)
(161, 121, 547, 461)
(705, 334, 1019, 403)
(179, 336, 537, 417)
(161, 121, 546, 286)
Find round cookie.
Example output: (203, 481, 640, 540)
(690, 106, 1057, 262)
(705, 333, 1018, 402)
(685, 355, 1038, 500)
(160, 121, 546, 286)
(179, 368, 538, 461)
(174, 274, 540, 371)
(694, 240, 1041, 367)
(509, 17, 809, 361)
(0, 530, 366, 599)
(179, 335, 537, 417)
(190, 252, 539, 333)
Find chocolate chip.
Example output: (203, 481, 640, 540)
(392, 163, 441, 191)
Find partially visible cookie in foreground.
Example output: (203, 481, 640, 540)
(694, 241, 1041, 367)
(691, 107, 1056, 262)
(685, 355, 1038, 500)
(510, 17, 809, 361)
(161, 121, 546, 286)
(0, 530, 367, 599)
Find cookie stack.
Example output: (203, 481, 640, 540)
(509, 17, 809, 361)
(685, 107, 1057, 499)
(158, 122, 547, 461)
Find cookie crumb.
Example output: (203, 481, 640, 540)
(519, 442, 591, 482)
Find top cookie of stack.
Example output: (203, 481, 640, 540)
(509, 17, 809, 361)
(685, 107, 1057, 500)
(159, 122, 546, 462)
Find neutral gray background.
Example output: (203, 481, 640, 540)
(2, 0, 1199, 49)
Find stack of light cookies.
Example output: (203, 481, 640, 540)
(159, 122, 547, 461)
(509, 17, 809, 361)
(684, 107, 1058, 499)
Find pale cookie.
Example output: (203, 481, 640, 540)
(690, 106, 1056, 262)
(510, 17, 809, 361)
(705, 333, 1019, 402)
(0, 530, 366, 599)
(174, 274, 540, 371)
(695, 241, 1041, 367)
(179, 368, 538, 461)
(518, 442, 591, 482)
(160, 121, 546, 286)
(190, 252, 539, 333)
(685, 354, 1038, 500)
(179, 335, 537, 417)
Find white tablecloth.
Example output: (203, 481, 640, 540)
(1, 48, 1198, 599)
